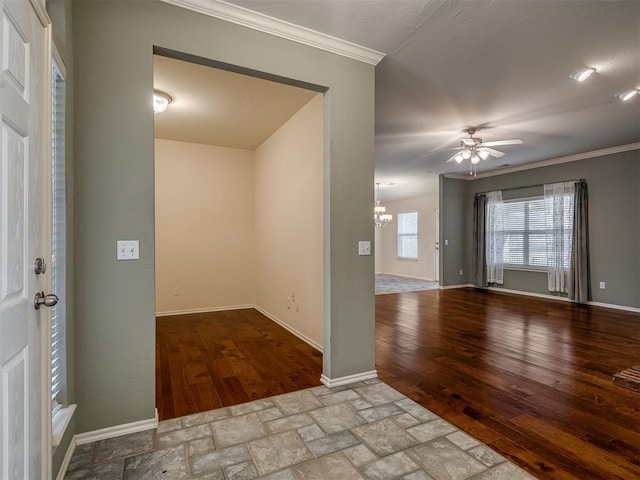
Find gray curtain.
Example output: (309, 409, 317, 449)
(569, 180, 591, 302)
(473, 194, 487, 287)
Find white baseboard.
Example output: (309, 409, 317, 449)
(484, 286, 640, 313)
(582, 301, 639, 314)
(155, 304, 254, 317)
(320, 370, 378, 388)
(254, 305, 323, 353)
(439, 283, 474, 290)
(74, 411, 158, 445)
(55, 437, 76, 480)
(377, 272, 436, 282)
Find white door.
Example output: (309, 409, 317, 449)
(0, 0, 51, 478)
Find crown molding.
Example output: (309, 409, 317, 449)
(160, 0, 386, 66)
(446, 142, 640, 180)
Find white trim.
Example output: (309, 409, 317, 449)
(55, 437, 76, 480)
(504, 265, 547, 273)
(320, 370, 378, 388)
(439, 283, 474, 290)
(74, 415, 158, 445)
(446, 143, 640, 180)
(254, 306, 323, 353)
(378, 273, 436, 282)
(30, 0, 52, 27)
(159, 0, 385, 66)
(589, 301, 640, 314)
(52, 42, 66, 78)
(484, 286, 640, 313)
(155, 304, 254, 317)
(52, 404, 76, 447)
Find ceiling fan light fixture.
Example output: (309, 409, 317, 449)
(471, 155, 480, 164)
(453, 153, 464, 164)
(153, 89, 172, 113)
(461, 149, 471, 160)
(478, 150, 489, 160)
(569, 67, 596, 82)
(615, 89, 639, 102)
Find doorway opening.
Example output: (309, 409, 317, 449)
(373, 181, 440, 295)
(152, 50, 326, 420)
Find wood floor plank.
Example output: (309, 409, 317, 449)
(156, 289, 639, 479)
(377, 288, 640, 480)
(156, 309, 322, 419)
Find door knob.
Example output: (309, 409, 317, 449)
(34, 292, 59, 310)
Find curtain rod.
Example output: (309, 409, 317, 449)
(476, 178, 585, 196)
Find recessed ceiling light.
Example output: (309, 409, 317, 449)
(569, 67, 596, 82)
(153, 90, 172, 113)
(615, 89, 639, 102)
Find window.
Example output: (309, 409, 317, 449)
(397, 212, 418, 259)
(51, 60, 66, 415)
(501, 195, 573, 269)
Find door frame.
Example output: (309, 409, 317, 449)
(28, 0, 54, 477)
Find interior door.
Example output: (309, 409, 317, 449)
(0, 0, 52, 478)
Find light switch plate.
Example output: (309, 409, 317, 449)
(117, 240, 139, 260)
(358, 241, 371, 256)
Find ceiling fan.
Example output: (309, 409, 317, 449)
(445, 128, 523, 174)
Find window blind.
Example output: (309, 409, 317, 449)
(502, 196, 573, 269)
(397, 212, 418, 259)
(51, 62, 66, 412)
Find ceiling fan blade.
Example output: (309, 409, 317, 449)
(424, 147, 463, 159)
(482, 139, 523, 147)
(482, 147, 505, 158)
(428, 146, 463, 154)
(446, 153, 461, 163)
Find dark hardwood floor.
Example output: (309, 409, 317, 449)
(377, 288, 640, 480)
(156, 289, 639, 479)
(155, 308, 322, 420)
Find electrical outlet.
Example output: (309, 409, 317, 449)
(173, 287, 180, 296)
(599, 281, 606, 289)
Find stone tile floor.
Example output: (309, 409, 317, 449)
(375, 274, 439, 295)
(65, 379, 537, 480)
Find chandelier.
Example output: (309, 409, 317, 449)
(374, 182, 392, 228)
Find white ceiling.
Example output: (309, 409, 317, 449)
(153, 55, 318, 149)
(224, 0, 640, 200)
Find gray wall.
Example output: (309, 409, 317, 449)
(73, 1, 375, 432)
(439, 175, 469, 286)
(441, 150, 640, 309)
